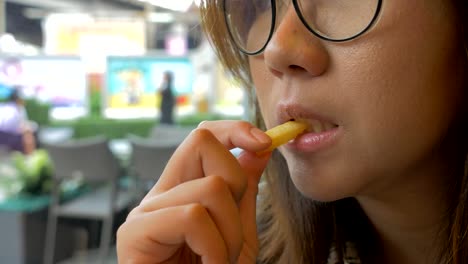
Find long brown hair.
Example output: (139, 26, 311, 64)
(446, 0, 468, 262)
(199, 0, 468, 263)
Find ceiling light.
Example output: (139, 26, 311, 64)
(147, 12, 175, 23)
(140, 0, 194, 12)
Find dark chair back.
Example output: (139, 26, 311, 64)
(43, 137, 120, 183)
(128, 134, 178, 196)
(42, 136, 127, 264)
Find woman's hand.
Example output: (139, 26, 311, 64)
(116, 120, 272, 264)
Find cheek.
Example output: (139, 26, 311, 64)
(353, 80, 460, 171)
(341, 5, 464, 175)
(249, 58, 275, 124)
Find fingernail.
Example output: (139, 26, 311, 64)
(250, 127, 270, 144)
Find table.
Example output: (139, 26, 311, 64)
(0, 193, 79, 264)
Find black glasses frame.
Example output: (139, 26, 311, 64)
(223, 0, 383, 55)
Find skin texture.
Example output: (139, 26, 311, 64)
(117, 0, 465, 263)
(117, 121, 272, 263)
(250, 0, 464, 263)
(252, 0, 463, 200)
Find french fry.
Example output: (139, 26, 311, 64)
(257, 120, 307, 154)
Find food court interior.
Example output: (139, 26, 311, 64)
(0, 0, 247, 263)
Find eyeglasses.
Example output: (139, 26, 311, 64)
(223, 0, 383, 55)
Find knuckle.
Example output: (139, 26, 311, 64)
(237, 120, 254, 131)
(115, 223, 125, 240)
(116, 222, 126, 240)
(125, 206, 142, 221)
(197, 120, 212, 128)
(116, 213, 139, 240)
(204, 175, 230, 195)
(184, 203, 209, 222)
(190, 127, 216, 142)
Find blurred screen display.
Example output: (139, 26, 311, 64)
(105, 56, 194, 118)
(0, 56, 88, 119)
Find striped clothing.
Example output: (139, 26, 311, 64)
(327, 242, 361, 264)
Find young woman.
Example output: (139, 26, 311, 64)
(0, 89, 36, 154)
(117, 0, 467, 263)
(158, 71, 176, 125)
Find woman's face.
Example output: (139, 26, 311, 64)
(250, 0, 465, 201)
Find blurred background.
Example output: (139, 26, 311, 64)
(0, 0, 248, 263)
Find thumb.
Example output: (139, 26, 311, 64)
(236, 151, 271, 250)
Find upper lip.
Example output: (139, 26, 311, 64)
(275, 103, 338, 127)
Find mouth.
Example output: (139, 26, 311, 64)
(277, 104, 339, 134)
(275, 104, 341, 152)
(294, 118, 339, 134)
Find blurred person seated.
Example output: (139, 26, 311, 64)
(0, 89, 37, 154)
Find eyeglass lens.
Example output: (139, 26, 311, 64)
(224, 0, 381, 54)
(224, 0, 274, 54)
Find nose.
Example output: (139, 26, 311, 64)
(263, 6, 329, 79)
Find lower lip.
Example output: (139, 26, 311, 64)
(287, 127, 340, 152)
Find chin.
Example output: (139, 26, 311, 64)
(287, 165, 358, 203)
(293, 182, 351, 202)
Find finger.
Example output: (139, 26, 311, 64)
(151, 128, 248, 202)
(171, 121, 272, 211)
(237, 151, 272, 252)
(148, 121, 271, 201)
(138, 175, 243, 263)
(117, 204, 228, 264)
(197, 120, 271, 152)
